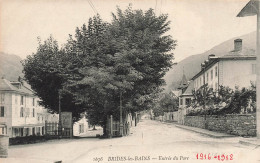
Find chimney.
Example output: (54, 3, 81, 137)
(208, 54, 215, 61)
(234, 39, 242, 51)
(201, 62, 205, 70)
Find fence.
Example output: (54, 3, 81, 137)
(106, 115, 131, 137)
(45, 121, 58, 137)
(45, 121, 72, 138)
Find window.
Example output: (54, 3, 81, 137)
(79, 124, 84, 133)
(0, 106, 4, 117)
(180, 98, 183, 105)
(32, 98, 35, 106)
(0, 94, 4, 104)
(206, 73, 209, 82)
(0, 127, 6, 135)
(20, 96, 24, 105)
(185, 98, 191, 106)
(210, 70, 213, 80)
(15, 95, 18, 104)
(25, 128, 29, 136)
(215, 66, 218, 77)
(252, 64, 256, 74)
(20, 128, 23, 137)
(33, 108, 35, 117)
(20, 107, 24, 117)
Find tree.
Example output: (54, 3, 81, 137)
(22, 36, 85, 122)
(22, 6, 176, 135)
(152, 93, 178, 117)
(63, 7, 176, 133)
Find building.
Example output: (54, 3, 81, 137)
(179, 81, 194, 108)
(178, 80, 194, 124)
(192, 39, 256, 92)
(0, 78, 51, 137)
(176, 71, 194, 124)
(73, 114, 89, 136)
(169, 90, 181, 99)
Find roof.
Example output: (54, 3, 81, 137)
(237, 0, 259, 17)
(170, 90, 181, 97)
(0, 78, 35, 96)
(0, 78, 18, 91)
(191, 51, 256, 80)
(180, 81, 194, 97)
(178, 74, 188, 89)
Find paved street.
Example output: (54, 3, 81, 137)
(2, 117, 260, 163)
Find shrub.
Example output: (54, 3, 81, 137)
(187, 84, 256, 116)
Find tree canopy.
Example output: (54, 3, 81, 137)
(22, 6, 176, 128)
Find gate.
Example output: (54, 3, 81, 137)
(106, 115, 120, 137)
(45, 121, 58, 137)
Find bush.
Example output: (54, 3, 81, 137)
(187, 84, 256, 116)
(9, 135, 57, 145)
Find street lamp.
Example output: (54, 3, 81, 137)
(237, 0, 260, 138)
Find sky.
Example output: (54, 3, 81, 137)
(0, 0, 257, 62)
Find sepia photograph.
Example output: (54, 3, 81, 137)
(0, 0, 260, 162)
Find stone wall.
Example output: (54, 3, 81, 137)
(184, 116, 206, 129)
(184, 114, 256, 137)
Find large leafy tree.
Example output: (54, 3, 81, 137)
(64, 7, 176, 127)
(22, 6, 176, 133)
(22, 36, 85, 122)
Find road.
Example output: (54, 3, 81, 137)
(2, 117, 260, 163)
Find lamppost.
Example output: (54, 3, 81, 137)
(237, 0, 260, 138)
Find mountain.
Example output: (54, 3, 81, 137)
(0, 52, 23, 81)
(164, 31, 256, 92)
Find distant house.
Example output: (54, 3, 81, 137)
(0, 77, 52, 137)
(179, 81, 194, 109)
(192, 39, 256, 91)
(177, 73, 194, 124)
(73, 114, 90, 136)
(169, 90, 181, 99)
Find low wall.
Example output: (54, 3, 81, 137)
(184, 114, 256, 137)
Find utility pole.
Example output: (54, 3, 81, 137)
(58, 90, 62, 137)
(119, 91, 123, 136)
(202, 63, 207, 129)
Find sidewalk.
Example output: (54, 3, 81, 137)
(160, 120, 236, 138)
(161, 121, 260, 148)
(239, 137, 260, 147)
(173, 123, 236, 138)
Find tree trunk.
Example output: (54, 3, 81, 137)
(103, 124, 107, 137)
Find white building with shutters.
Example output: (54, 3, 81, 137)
(192, 39, 256, 92)
(0, 77, 51, 137)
